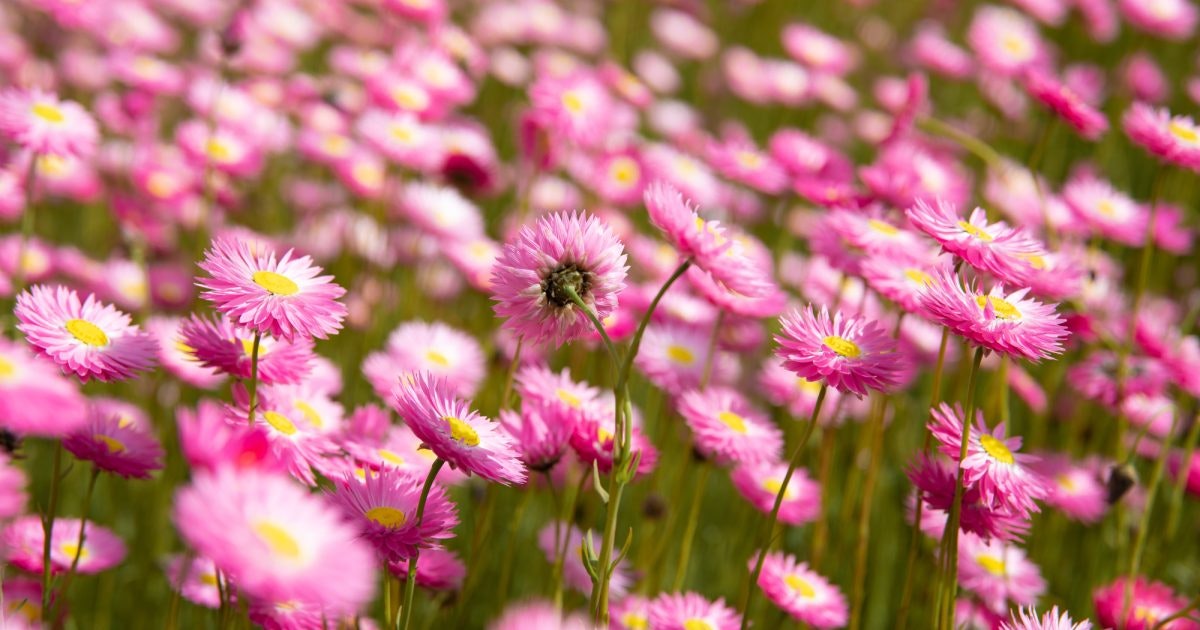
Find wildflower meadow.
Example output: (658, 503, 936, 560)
(2, 0, 1200, 628)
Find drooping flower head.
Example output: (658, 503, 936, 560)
(179, 313, 314, 385)
(197, 237, 348, 342)
(678, 387, 783, 465)
(776, 306, 906, 398)
(1021, 69, 1108, 140)
(752, 550, 848, 629)
(491, 211, 628, 346)
(15, 285, 158, 382)
(391, 371, 526, 485)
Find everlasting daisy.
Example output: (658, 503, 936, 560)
(678, 387, 783, 465)
(173, 466, 377, 615)
(776, 306, 905, 398)
(64, 408, 164, 479)
(165, 555, 222, 609)
(920, 270, 1069, 361)
(929, 403, 1049, 515)
(365, 321, 485, 400)
(398, 183, 486, 242)
(499, 406, 574, 472)
(15, 285, 157, 382)
(730, 460, 821, 525)
(1122, 102, 1200, 172)
(570, 404, 659, 476)
(648, 592, 741, 630)
(753, 550, 848, 629)
(392, 372, 526, 485)
(1022, 69, 1108, 140)
(1001, 606, 1093, 630)
(0, 337, 87, 437)
(612, 595, 653, 630)
(197, 236, 348, 342)
(636, 322, 735, 395)
(329, 469, 458, 562)
(179, 313, 313, 385)
(1118, 0, 1197, 40)
(0, 454, 27, 520)
(1061, 176, 1148, 246)
(145, 317, 224, 389)
(1094, 577, 1196, 630)
(491, 211, 628, 346)
(3, 516, 126, 575)
(489, 600, 593, 630)
(860, 250, 948, 314)
(246, 397, 340, 486)
(515, 364, 602, 428)
(908, 455, 1032, 541)
(957, 533, 1046, 613)
(176, 400, 287, 477)
(906, 199, 1043, 284)
(0, 88, 99, 157)
(388, 546, 466, 592)
(967, 5, 1046, 76)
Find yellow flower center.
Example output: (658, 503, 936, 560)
(1096, 199, 1117, 217)
(294, 401, 323, 429)
(95, 434, 126, 454)
(1133, 606, 1159, 624)
(717, 410, 748, 434)
(65, 319, 109, 347)
(240, 338, 260, 358)
(364, 506, 407, 529)
(352, 162, 383, 188)
(1169, 121, 1198, 144)
(146, 172, 179, 199)
(904, 268, 934, 286)
(785, 574, 817, 598)
(425, 350, 450, 367)
(976, 553, 1007, 576)
(975, 295, 1022, 320)
(254, 521, 302, 559)
(252, 270, 299, 296)
(556, 388, 582, 408)
(378, 449, 406, 467)
(610, 157, 639, 184)
(445, 415, 480, 446)
(0, 356, 17, 379)
(205, 139, 232, 161)
(957, 220, 994, 241)
(736, 151, 762, 169)
(32, 103, 65, 123)
(1056, 473, 1076, 491)
(323, 134, 350, 155)
(200, 573, 219, 587)
(1001, 34, 1030, 58)
(823, 335, 862, 358)
(762, 477, 794, 499)
(561, 91, 585, 114)
(979, 434, 1015, 465)
(36, 155, 67, 177)
(867, 219, 899, 235)
(1020, 253, 1046, 270)
(60, 543, 88, 560)
(683, 620, 713, 630)
(263, 411, 298, 436)
(392, 86, 428, 110)
(666, 344, 696, 365)
(621, 613, 649, 630)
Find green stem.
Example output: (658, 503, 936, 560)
(552, 472, 588, 609)
(499, 339, 523, 412)
(917, 117, 1004, 169)
(740, 384, 828, 630)
(53, 467, 100, 619)
(398, 458, 446, 630)
(1166, 409, 1200, 539)
(563, 286, 621, 371)
(1151, 596, 1200, 630)
(849, 393, 890, 630)
(808, 423, 838, 570)
(41, 442, 63, 620)
(618, 260, 692, 389)
(671, 463, 712, 590)
(384, 572, 395, 628)
(1122, 410, 1180, 623)
(247, 331, 262, 426)
(496, 486, 535, 599)
(701, 311, 725, 389)
(937, 345, 985, 630)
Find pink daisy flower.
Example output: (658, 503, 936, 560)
(391, 371, 526, 485)
(753, 550, 848, 629)
(905, 199, 1043, 284)
(1094, 578, 1196, 630)
(64, 407, 164, 479)
(197, 236, 348, 342)
(1061, 176, 1148, 246)
(498, 406, 575, 472)
(15, 285, 157, 382)
(648, 592, 741, 630)
(1021, 69, 1109, 140)
(570, 402, 659, 476)
(635, 322, 736, 396)
(776, 306, 905, 398)
(165, 554, 222, 609)
(612, 595, 653, 630)
(329, 469, 458, 562)
(491, 210, 628, 346)
(1122, 102, 1200, 172)
(919, 270, 1069, 361)
(364, 321, 485, 400)
(0, 88, 99, 157)
(1001, 606, 1093, 630)
(860, 250, 948, 315)
(0, 337, 87, 437)
(677, 387, 783, 465)
(173, 466, 377, 615)
(388, 546, 466, 592)
(145, 317, 224, 389)
(967, 5, 1046, 76)
(908, 455, 1032, 541)
(177, 400, 287, 477)
(490, 600, 593, 630)
(929, 402, 1049, 515)
(1030, 454, 1107, 522)
(0, 454, 27, 520)
(730, 460, 821, 525)
(515, 364, 602, 427)
(3, 516, 125, 575)
(957, 533, 1046, 613)
(179, 313, 313, 385)
(247, 397, 341, 486)
(1118, 0, 1198, 40)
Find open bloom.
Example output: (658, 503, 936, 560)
(776, 306, 905, 398)
(753, 551, 848, 629)
(64, 407, 164, 479)
(920, 271, 1069, 361)
(906, 199, 1043, 284)
(908, 455, 1032, 541)
(1001, 606, 1093, 630)
(0, 88, 99, 157)
(678, 387, 783, 465)
(391, 371, 526, 485)
(179, 313, 313, 385)
(173, 466, 376, 615)
(648, 592, 742, 630)
(3, 516, 126, 575)
(15, 285, 157, 382)
(1094, 577, 1195, 630)
(1122, 102, 1200, 172)
(363, 321, 485, 400)
(731, 460, 821, 525)
(957, 533, 1046, 613)
(0, 337, 87, 437)
(328, 469, 458, 562)
(198, 237, 348, 342)
(491, 210, 628, 346)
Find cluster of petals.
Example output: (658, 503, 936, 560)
(776, 305, 905, 398)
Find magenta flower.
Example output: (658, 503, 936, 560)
(3, 516, 125, 575)
(388, 547, 466, 592)
(15, 285, 157, 382)
(1094, 577, 1194, 630)
(776, 306, 905, 398)
(491, 211, 628, 346)
(197, 237, 348, 342)
(0, 88, 99, 157)
(648, 592, 741, 630)
(908, 454, 1033, 541)
(329, 469, 458, 562)
(1021, 68, 1108, 140)
(64, 408, 164, 479)
(1029, 454, 1107, 523)
(179, 313, 314, 385)
(1122, 102, 1200, 172)
(537, 522, 633, 599)
(752, 550, 848, 629)
(957, 533, 1046, 614)
(1001, 606, 1093, 630)
(730, 460, 821, 525)
(678, 387, 783, 465)
(906, 199, 1043, 284)
(0, 337, 87, 437)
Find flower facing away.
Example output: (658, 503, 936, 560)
(15, 285, 157, 382)
(491, 210, 628, 346)
(179, 313, 314, 385)
(776, 305, 906, 398)
(197, 236, 348, 342)
(753, 550, 848, 629)
(391, 371, 526, 485)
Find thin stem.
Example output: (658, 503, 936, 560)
(740, 384, 828, 630)
(553, 472, 588, 608)
(41, 442, 64, 620)
(1167, 409, 1200, 539)
(384, 572, 395, 628)
(1152, 596, 1200, 630)
(619, 260, 692, 388)
(671, 462, 712, 590)
(247, 331, 262, 426)
(499, 339, 523, 412)
(1122, 410, 1180, 622)
(917, 117, 1004, 169)
(398, 458, 446, 630)
(496, 486, 536, 599)
(562, 286, 622, 370)
(849, 393, 889, 630)
(937, 345, 985, 630)
(701, 311, 725, 389)
(53, 467, 101, 618)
